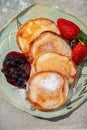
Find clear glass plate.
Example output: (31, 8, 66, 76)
(0, 2, 87, 119)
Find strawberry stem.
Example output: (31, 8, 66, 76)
(78, 39, 84, 45)
(71, 38, 78, 47)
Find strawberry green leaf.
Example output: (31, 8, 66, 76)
(78, 31, 87, 44)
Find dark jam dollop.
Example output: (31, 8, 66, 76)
(1, 51, 31, 89)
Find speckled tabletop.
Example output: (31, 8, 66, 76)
(0, 0, 87, 130)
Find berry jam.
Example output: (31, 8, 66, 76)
(1, 51, 31, 89)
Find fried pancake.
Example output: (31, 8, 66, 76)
(32, 51, 78, 86)
(16, 18, 60, 56)
(29, 31, 72, 60)
(26, 71, 69, 111)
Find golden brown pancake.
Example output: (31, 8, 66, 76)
(26, 71, 69, 111)
(16, 18, 60, 56)
(15, 17, 78, 111)
(32, 51, 78, 87)
(29, 31, 72, 61)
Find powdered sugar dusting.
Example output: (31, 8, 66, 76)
(40, 74, 60, 91)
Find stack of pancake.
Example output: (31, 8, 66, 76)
(16, 18, 78, 111)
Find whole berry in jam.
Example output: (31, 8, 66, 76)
(1, 51, 31, 89)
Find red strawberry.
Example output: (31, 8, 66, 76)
(72, 41, 87, 64)
(57, 18, 80, 40)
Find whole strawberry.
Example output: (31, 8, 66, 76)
(57, 18, 80, 40)
(72, 41, 87, 64)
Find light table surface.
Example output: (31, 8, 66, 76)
(0, 0, 87, 129)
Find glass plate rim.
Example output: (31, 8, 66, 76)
(0, 2, 87, 119)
